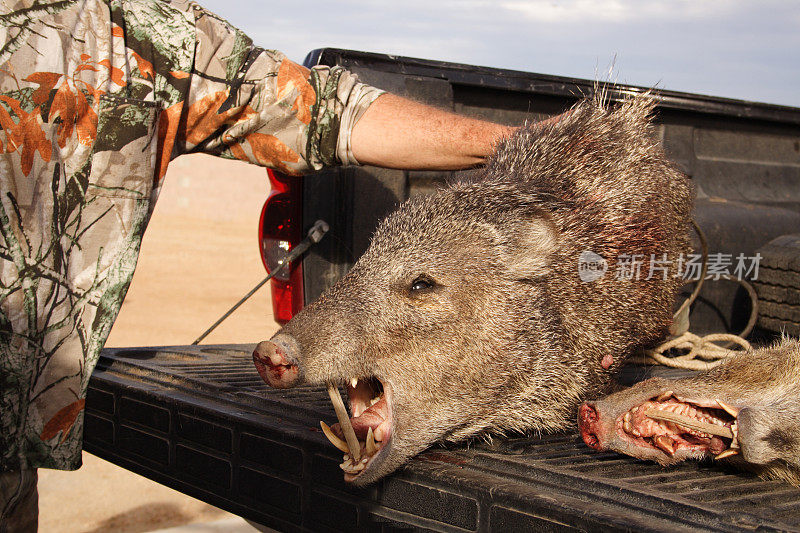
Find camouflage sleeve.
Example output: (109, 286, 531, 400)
(174, 3, 384, 175)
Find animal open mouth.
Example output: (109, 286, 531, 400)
(617, 391, 740, 460)
(320, 377, 393, 481)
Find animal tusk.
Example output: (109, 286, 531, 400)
(327, 382, 362, 462)
(653, 435, 677, 456)
(715, 448, 740, 460)
(644, 409, 734, 439)
(715, 399, 740, 418)
(366, 427, 378, 456)
(320, 421, 349, 454)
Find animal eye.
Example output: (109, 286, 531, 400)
(410, 276, 434, 292)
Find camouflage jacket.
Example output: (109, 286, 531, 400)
(0, 0, 383, 471)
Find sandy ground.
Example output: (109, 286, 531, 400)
(37, 154, 282, 532)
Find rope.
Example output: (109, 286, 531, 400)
(631, 332, 751, 370)
(632, 221, 758, 371)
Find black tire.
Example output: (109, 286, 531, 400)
(752, 281, 800, 306)
(754, 234, 800, 336)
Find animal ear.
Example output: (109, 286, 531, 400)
(491, 211, 559, 279)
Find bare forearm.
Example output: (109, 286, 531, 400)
(350, 93, 516, 170)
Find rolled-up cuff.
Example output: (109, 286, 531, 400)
(335, 82, 385, 166)
(308, 66, 385, 169)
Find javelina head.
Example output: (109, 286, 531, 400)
(254, 95, 692, 485)
(579, 338, 800, 487)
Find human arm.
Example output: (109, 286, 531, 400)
(350, 93, 516, 170)
(171, 5, 517, 175)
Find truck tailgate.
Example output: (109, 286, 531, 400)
(85, 345, 800, 532)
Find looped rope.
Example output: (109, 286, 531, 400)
(631, 332, 752, 370)
(632, 221, 758, 371)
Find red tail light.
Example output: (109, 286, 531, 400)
(259, 169, 304, 324)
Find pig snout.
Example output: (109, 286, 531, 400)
(579, 402, 605, 451)
(253, 334, 301, 388)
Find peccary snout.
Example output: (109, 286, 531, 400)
(578, 402, 603, 450)
(253, 335, 301, 388)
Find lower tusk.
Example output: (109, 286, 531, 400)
(366, 427, 378, 456)
(320, 421, 349, 454)
(654, 435, 676, 456)
(715, 448, 740, 460)
(326, 382, 361, 462)
(656, 390, 674, 402)
(644, 409, 734, 439)
(715, 399, 740, 418)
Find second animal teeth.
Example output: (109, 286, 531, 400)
(715, 399, 740, 417)
(623, 412, 634, 434)
(656, 390, 674, 402)
(654, 435, 676, 455)
(715, 448, 740, 460)
(644, 408, 733, 439)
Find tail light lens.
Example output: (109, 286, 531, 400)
(259, 169, 304, 324)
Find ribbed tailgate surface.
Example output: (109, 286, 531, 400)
(84, 345, 800, 532)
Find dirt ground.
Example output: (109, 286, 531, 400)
(37, 154, 282, 532)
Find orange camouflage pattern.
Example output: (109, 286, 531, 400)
(0, 0, 383, 471)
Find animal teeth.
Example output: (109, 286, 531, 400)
(326, 382, 361, 461)
(715, 448, 740, 460)
(644, 409, 733, 439)
(656, 390, 674, 402)
(366, 427, 378, 456)
(351, 378, 358, 388)
(339, 459, 361, 473)
(374, 426, 384, 442)
(623, 412, 634, 434)
(370, 397, 380, 406)
(715, 399, 740, 418)
(654, 435, 676, 456)
(320, 421, 350, 454)
(353, 403, 365, 418)
(338, 455, 367, 474)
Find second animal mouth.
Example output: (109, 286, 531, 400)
(617, 391, 741, 460)
(320, 376, 393, 481)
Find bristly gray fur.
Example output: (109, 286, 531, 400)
(274, 94, 693, 484)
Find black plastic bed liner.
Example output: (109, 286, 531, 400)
(84, 345, 800, 532)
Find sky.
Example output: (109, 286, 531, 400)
(200, 0, 800, 108)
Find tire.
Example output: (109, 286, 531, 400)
(754, 234, 800, 336)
